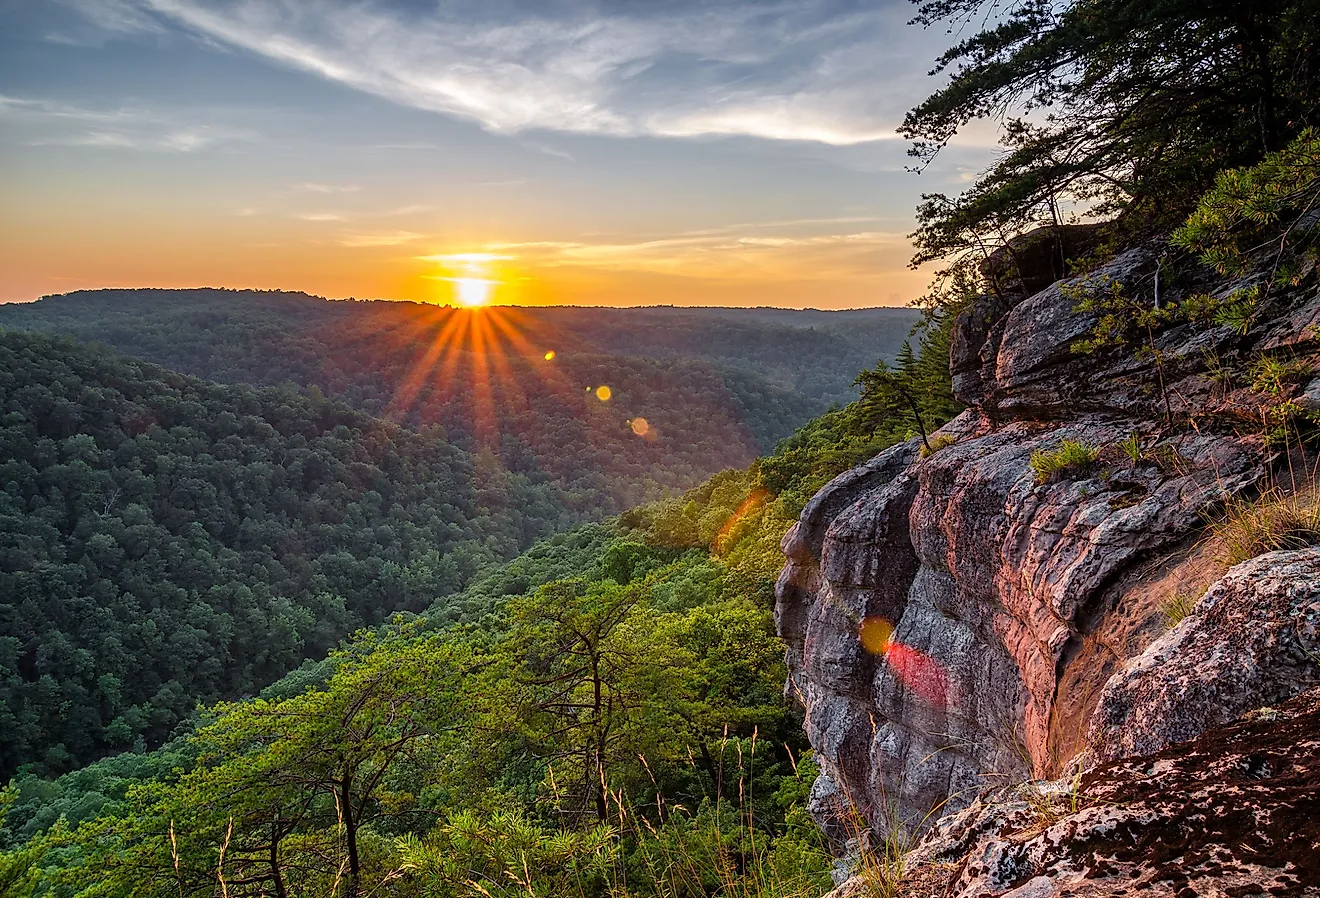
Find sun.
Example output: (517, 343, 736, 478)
(455, 277, 493, 307)
(419, 252, 510, 307)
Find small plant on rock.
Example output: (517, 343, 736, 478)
(1030, 440, 1101, 484)
(1020, 772, 1087, 838)
(920, 433, 959, 458)
(1161, 590, 1199, 627)
(1249, 352, 1311, 395)
(1117, 432, 1143, 463)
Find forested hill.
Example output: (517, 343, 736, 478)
(0, 297, 918, 779)
(0, 290, 919, 410)
(0, 329, 582, 777)
(0, 311, 960, 895)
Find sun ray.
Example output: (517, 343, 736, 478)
(385, 308, 468, 420)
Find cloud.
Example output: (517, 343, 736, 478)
(0, 93, 246, 152)
(478, 227, 910, 282)
(295, 182, 360, 193)
(84, 0, 940, 145)
(54, 0, 167, 38)
(339, 230, 425, 247)
(297, 212, 347, 222)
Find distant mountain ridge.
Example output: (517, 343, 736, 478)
(0, 290, 920, 510)
(0, 289, 920, 407)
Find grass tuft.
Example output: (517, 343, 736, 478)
(1213, 487, 1320, 566)
(920, 433, 958, 458)
(1161, 591, 1199, 627)
(1030, 440, 1101, 484)
(1117, 432, 1142, 463)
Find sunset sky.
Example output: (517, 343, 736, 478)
(0, 0, 993, 308)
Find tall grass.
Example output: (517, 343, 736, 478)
(1212, 486, 1320, 566)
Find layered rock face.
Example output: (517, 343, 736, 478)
(776, 243, 1320, 852)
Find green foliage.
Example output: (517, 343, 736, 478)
(8, 512, 821, 897)
(1249, 352, 1312, 395)
(394, 810, 619, 897)
(1173, 128, 1320, 275)
(1117, 433, 1143, 463)
(761, 314, 962, 514)
(905, 0, 1320, 291)
(0, 290, 960, 896)
(0, 330, 580, 778)
(1029, 440, 1101, 484)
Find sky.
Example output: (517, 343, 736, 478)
(0, 0, 994, 308)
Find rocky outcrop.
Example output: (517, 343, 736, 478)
(777, 240, 1320, 856)
(894, 686, 1320, 897)
(1089, 548, 1320, 763)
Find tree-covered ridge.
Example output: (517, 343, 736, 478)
(0, 317, 961, 898)
(0, 330, 582, 779)
(0, 291, 919, 408)
(0, 290, 920, 511)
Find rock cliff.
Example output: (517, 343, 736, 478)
(776, 242, 1320, 892)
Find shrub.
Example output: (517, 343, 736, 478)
(1030, 440, 1101, 484)
(1213, 487, 1320, 566)
(1173, 128, 1320, 276)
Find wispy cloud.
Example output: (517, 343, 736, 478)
(463, 227, 910, 282)
(0, 92, 246, 152)
(295, 182, 360, 194)
(80, 0, 937, 145)
(297, 212, 347, 222)
(339, 230, 425, 248)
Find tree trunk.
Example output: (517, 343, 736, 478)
(699, 741, 721, 798)
(340, 772, 360, 898)
(592, 652, 607, 822)
(270, 832, 287, 898)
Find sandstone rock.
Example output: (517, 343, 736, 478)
(776, 415, 1260, 837)
(882, 687, 1320, 897)
(1087, 548, 1320, 763)
(777, 238, 1320, 863)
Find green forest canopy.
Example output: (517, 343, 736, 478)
(0, 316, 960, 897)
(0, 330, 578, 778)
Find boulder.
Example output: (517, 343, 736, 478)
(1088, 548, 1320, 763)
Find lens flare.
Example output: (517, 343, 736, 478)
(596, 385, 612, 401)
(858, 615, 948, 707)
(544, 350, 556, 361)
(858, 616, 894, 654)
(630, 417, 649, 436)
(713, 487, 770, 553)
